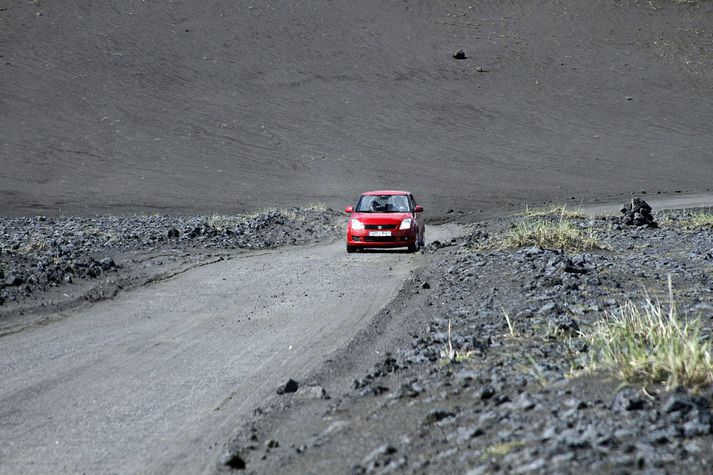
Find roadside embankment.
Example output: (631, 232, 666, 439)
(228, 202, 713, 474)
(0, 207, 341, 321)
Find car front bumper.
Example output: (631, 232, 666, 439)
(347, 229, 417, 248)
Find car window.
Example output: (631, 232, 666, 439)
(356, 195, 411, 212)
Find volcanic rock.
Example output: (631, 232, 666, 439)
(423, 409, 455, 424)
(99, 257, 115, 270)
(611, 388, 647, 412)
(5, 272, 24, 287)
(277, 379, 299, 394)
(620, 198, 657, 227)
(453, 49, 467, 60)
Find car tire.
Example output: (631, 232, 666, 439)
(408, 237, 420, 253)
(347, 245, 356, 253)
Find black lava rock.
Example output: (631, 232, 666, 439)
(611, 388, 647, 412)
(620, 198, 658, 227)
(5, 272, 24, 287)
(99, 257, 115, 270)
(423, 409, 455, 424)
(221, 452, 246, 469)
(453, 49, 467, 60)
(277, 379, 299, 394)
(480, 386, 496, 400)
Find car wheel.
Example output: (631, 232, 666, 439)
(347, 245, 356, 253)
(408, 238, 419, 253)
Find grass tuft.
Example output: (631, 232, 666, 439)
(206, 214, 245, 231)
(478, 441, 525, 461)
(585, 282, 713, 390)
(206, 204, 329, 231)
(687, 211, 713, 229)
(658, 209, 713, 230)
(503, 310, 516, 337)
(522, 204, 587, 219)
(498, 218, 605, 252)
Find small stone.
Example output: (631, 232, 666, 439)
(456, 426, 484, 443)
(453, 49, 467, 60)
(683, 441, 701, 454)
(421, 282, 431, 289)
(5, 272, 23, 287)
(220, 452, 246, 469)
(361, 444, 397, 468)
(513, 392, 536, 411)
(167, 228, 180, 239)
(265, 439, 279, 449)
(296, 385, 329, 400)
(99, 257, 115, 270)
(480, 386, 496, 400)
(423, 409, 455, 424)
(277, 379, 299, 394)
(661, 394, 694, 414)
(611, 388, 647, 412)
(395, 382, 423, 399)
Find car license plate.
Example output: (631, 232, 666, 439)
(369, 231, 391, 237)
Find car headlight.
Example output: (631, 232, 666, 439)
(351, 218, 365, 231)
(399, 218, 412, 230)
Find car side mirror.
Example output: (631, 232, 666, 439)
(345, 206, 354, 213)
(414, 205, 424, 213)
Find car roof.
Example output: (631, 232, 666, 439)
(361, 190, 411, 196)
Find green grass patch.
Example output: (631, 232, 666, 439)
(585, 291, 713, 390)
(498, 218, 605, 252)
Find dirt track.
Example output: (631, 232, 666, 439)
(0, 225, 463, 474)
(2, 0, 713, 217)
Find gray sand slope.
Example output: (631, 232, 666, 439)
(2, 0, 713, 216)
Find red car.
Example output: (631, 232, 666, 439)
(345, 190, 425, 253)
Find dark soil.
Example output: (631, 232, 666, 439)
(2, 0, 713, 218)
(224, 206, 713, 474)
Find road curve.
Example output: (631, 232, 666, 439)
(0, 226, 462, 474)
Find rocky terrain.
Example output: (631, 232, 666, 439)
(223, 203, 713, 474)
(0, 207, 341, 319)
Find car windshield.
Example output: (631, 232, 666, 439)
(356, 195, 411, 213)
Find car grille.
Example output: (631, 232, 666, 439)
(364, 236, 411, 243)
(364, 224, 397, 230)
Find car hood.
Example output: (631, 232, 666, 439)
(350, 212, 412, 225)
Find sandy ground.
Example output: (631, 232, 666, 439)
(2, 0, 713, 218)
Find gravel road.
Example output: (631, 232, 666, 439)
(0, 225, 463, 474)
